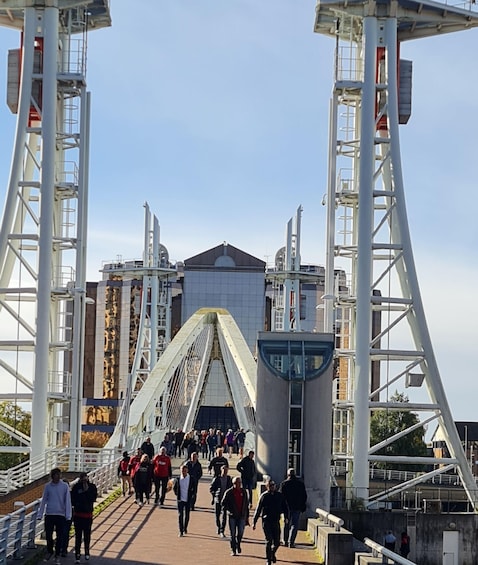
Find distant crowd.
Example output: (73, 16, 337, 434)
(141, 427, 250, 461)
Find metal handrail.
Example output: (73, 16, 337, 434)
(0, 460, 119, 565)
(364, 537, 416, 565)
(315, 507, 344, 531)
(0, 447, 119, 494)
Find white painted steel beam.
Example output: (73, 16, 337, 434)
(315, 0, 478, 510)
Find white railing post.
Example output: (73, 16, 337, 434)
(12, 505, 25, 559)
(0, 516, 11, 565)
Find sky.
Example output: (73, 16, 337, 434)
(0, 1, 477, 420)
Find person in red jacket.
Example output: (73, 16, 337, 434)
(128, 448, 142, 482)
(152, 446, 172, 506)
(117, 451, 133, 496)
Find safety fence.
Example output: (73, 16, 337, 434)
(0, 460, 120, 565)
(0, 447, 118, 495)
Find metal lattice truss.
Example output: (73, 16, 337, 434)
(315, 0, 478, 509)
(106, 308, 257, 450)
(0, 3, 110, 459)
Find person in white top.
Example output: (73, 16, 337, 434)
(173, 464, 197, 536)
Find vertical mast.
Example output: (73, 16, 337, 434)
(0, 2, 111, 464)
(315, 0, 478, 509)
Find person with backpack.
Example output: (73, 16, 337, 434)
(152, 446, 172, 506)
(118, 451, 133, 496)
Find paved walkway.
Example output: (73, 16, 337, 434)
(87, 454, 319, 565)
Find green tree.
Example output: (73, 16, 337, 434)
(0, 401, 31, 470)
(370, 391, 428, 471)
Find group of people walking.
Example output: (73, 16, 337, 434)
(118, 439, 308, 564)
(384, 529, 411, 558)
(38, 468, 98, 565)
(37, 440, 308, 565)
(206, 447, 307, 563)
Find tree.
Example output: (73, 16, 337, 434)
(370, 391, 428, 470)
(0, 401, 31, 470)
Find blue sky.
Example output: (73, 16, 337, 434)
(0, 1, 477, 419)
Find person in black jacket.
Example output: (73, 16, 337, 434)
(208, 447, 228, 477)
(236, 450, 256, 507)
(140, 436, 155, 460)
(279, 468, 307, 548)
(133, 454, 154, 506)
(185, 452, 203, 510)
(210, 465, 232, 536)
(71, 472, 98, 563)
(253, 479, 288, 565)
(173, 465, 197, 536)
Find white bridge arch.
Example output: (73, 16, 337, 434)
(107, 308, 257, 450)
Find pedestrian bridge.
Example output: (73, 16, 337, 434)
(1, 454, 418, 565)
(107, 308, 258, 452)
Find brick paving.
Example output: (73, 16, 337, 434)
(88, 455, 319, 565)
(22, 455, 320, 565)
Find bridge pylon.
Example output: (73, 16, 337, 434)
(314, 0, 478, 509)
(0, 2, 111, 460)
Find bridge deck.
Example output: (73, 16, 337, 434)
(21, 454, 320, 565)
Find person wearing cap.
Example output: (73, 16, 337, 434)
(71, 472, 98, 563)
(236, 450, 257, 508)
(279, 468, 307, 548)
(252, 478, 288, 565)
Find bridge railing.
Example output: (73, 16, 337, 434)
(331, 462, 468, 487)
(0, 460, 120, 565)
(363, 537, 416, 564)
(315, 507, 344, 531)
(0, 447, 119, 494)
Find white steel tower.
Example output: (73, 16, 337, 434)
(102, 203, 177, 449)
(0, 2, 111, 462)
(314, 0, 478, 509)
